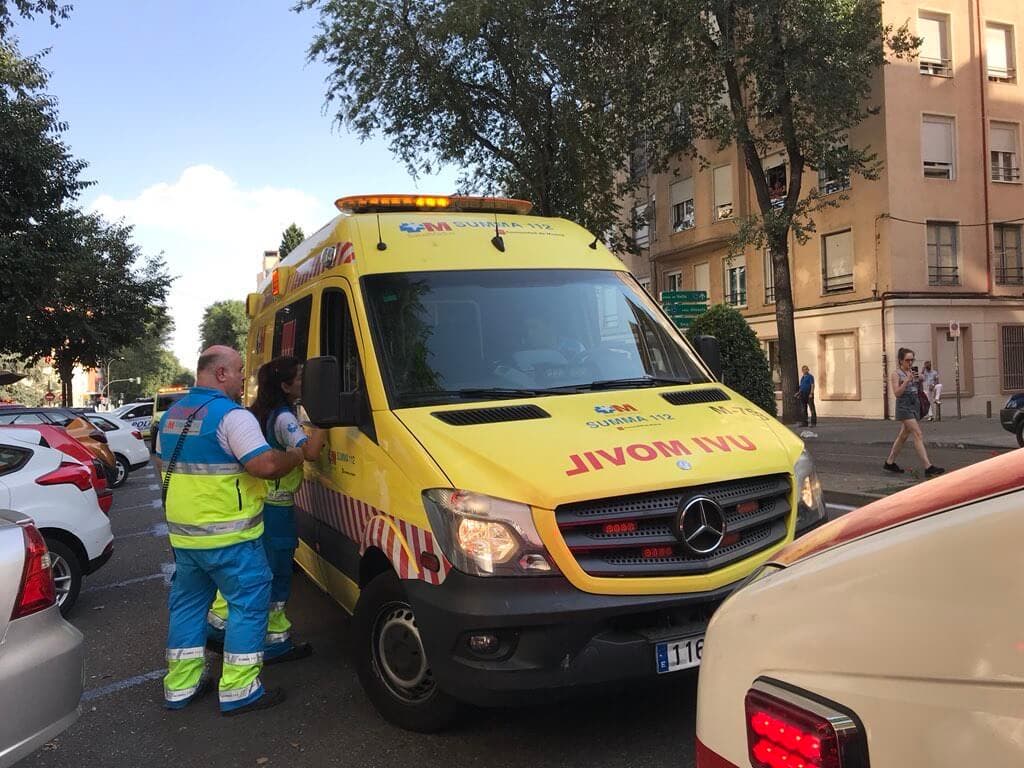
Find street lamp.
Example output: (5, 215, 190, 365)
(102, 377, 139, 407)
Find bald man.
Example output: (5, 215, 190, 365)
(156, 346, 303, 716)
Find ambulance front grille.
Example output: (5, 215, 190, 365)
(554, 474, 792, 578)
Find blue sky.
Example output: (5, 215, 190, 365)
(13, 0, 459, 366)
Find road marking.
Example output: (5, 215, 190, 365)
(147, 483, 161, 491)
(82, 668, 166, 702)
(85, 564, 175, 593)
(114, 499, 162, 512)
(117, 522, 168, 539)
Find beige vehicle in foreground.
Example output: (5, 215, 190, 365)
(695, 450, 1024, 768)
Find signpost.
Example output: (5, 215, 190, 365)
(43, 391, 55, 403)
(948, 320, 961, 419)
(660, 290, 708, 330)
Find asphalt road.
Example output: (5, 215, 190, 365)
(22, 463, 704, 768)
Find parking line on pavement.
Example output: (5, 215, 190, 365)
(85, 564, 175, 593)
(115, 499, 163, 512)
(118, 522, 168, 540)
(82, 669, 166, 702)
(147, 483, 161, 491)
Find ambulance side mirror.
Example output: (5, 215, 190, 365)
(694, 335, 722, 382)
(302, 356, 360, 428)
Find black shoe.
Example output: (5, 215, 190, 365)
(264, 642, 313, 666)
(221, 687, 286, 717)
(883, 461, 904, 473)
(925, 465, 946, 477)
(205, 636, 224, 655)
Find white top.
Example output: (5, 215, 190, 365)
(272, 410, 308, 450)
(156, 407, 270, 465)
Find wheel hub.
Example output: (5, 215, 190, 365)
(50, 554, 72, 606)
(373, 604, 434, 702)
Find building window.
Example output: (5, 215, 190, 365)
(922, 115, 955, 180)
(638, 276, 652, 292)
(986, 23, 1016, 83)
(918, 12, 952, 77)
(764, 155, 787, 209)
(665, 271, 682, 292)
(694, 262, 710, 298)
(761, 339, 782, 393)
(633, 201, 652, 248)
(822, 230, 854, 293)
(927, 221, 960, 286)
(713, 165, 733, 221)
(817, 147, 851, 195)
(629, 144, 648, 182)
(763, 249, 776, 305)
(821, 332, 860, 399)
(995, 224, 1023, 285)
(723, 255, 746, 306)
(990, 122, 1020, 182)
(1002, 325, 1024, 391)
(670, 177, 695, 231)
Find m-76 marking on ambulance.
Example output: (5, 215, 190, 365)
(564, 435, 757, 475)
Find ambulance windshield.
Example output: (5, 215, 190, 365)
(362, 269, 710, 407)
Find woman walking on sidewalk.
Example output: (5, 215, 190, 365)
(885, 347, 944, 476)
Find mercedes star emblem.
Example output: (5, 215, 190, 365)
(677, 497, 727, 555)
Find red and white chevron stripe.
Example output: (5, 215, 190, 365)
(294, 480, 452, 585)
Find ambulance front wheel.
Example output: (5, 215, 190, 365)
(353, 570, 458, 733)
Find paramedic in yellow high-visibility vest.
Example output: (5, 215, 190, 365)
(155, 346, 304, 716)
(206, 356, 324, 663)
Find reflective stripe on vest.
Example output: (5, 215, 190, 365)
(158, 388, 266, 549)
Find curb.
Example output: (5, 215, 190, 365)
(824, 489, 884, 509)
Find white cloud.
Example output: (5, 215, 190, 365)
(91, 165, 334, 370)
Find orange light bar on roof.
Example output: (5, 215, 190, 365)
(335, 194, 533, 216)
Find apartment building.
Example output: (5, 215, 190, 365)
(621, 0, 1024, 418)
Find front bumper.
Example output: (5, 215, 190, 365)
(405, 570, 737, 707)
(998, 408, 1017, 433)
(0, 606, 83, 766)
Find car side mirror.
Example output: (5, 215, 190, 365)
(694, 335, 722, 382)
(302, 356, 360, 428)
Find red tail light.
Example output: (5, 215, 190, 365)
(745, 681, 868, 768)
(36, 460, 93, 492)
(11, 524, 56, 619)
(131, 430, 143, 440)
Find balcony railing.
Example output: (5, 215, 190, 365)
(992, 165, 1021, 182)
(920, 57, 953, 77)
(823, 272, 854, 293)
(996, 264, 1024, 285)
(764, 286, 776, 304)
(818, 178, 851, 196)
(672, 216, 695, 232)
(988, 66, 1017, 83)
(725, 291, 747, 306)
(928, 264, 960, 286)
(924, 161, 953, 179)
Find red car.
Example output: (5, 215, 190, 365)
(4, 425, 114, 515)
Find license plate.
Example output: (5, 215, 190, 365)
(655, 635, 704, 674)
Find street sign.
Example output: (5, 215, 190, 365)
(660, 290, 708, 330)
(660, 290, 707, 302)
(44, 391, 56, 402)
(948, 320, 960, 338)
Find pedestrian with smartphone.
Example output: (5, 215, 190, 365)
(884, 347, 944, 476)
(795, 365, 817, 428)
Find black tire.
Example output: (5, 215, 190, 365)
(111, 454, 130, 489)
(44, 538, 82, 617)
(1016, 419, 1024, 448)
(352, 570, 459, 732)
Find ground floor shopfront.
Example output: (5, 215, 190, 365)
(748, 297, 1024, 419)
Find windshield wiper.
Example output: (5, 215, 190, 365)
(583, 376, 691, 391)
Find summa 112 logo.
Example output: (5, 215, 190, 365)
(593, 403, 638, 414)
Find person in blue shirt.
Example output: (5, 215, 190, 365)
(795, 365, 817, 427)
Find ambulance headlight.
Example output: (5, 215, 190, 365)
(793, 451, 826, 535)
(423, 489, 559, 577)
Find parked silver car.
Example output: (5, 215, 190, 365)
(0, 508, 84, 767)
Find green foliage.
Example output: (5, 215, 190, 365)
(199, 300, 249, 354)
(279, 223, 305, 259)
(687, 304, 776, 416)
(0, 0, 72, 36)
(297, 0, 643, 238)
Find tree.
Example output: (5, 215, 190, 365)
(199, 300, 249, 353)
(0, 0, 71, 36)
(3, 210, 173, 405)
(623, 0, 916, 422)
(687, 304, 775, 416)
(279, 223, 305, 258)
(297, 0, 643, 237)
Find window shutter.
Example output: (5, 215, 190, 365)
(918, 16, 944, 61)
(713, 166, 732, 207)
(991, 123, 1016, 154)
(824, 231, 853, 277)
(670, 177, 694, 206)
(922, 117, 953, 163)
(986, 25, 1009, 72)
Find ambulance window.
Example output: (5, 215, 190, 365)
(320, 289, 361, 392)
(273, 295, 313, 362)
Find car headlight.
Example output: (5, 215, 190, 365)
(422, 489, 560, 577)
(793, 451, 825, 535)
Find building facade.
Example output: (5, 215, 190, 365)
(620, 0, 1024, 418)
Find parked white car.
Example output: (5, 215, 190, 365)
(81, 412, 150, 488)
(112, 401, 153, 437)
(0, 430, 114, 615)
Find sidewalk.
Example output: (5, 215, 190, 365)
(790, 414, 1018, 450)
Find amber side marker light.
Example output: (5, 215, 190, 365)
(745, 680, 869, 768)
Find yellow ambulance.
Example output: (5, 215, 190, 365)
(244, 194, 824, 732)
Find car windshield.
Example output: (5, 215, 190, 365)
(157, 392, 186, 411)
(362, 269, 709, 408)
